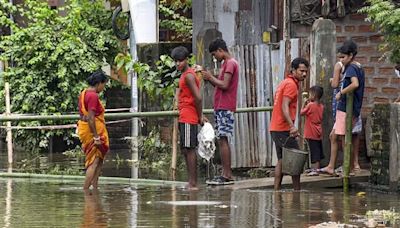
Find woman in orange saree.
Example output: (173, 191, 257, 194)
(77, 70, 109, 190)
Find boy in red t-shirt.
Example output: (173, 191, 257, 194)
(172, 46, 203, 190)
(300, 86, 324, 172)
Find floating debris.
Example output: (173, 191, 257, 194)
(309, 222, 358, 228)
(365, 209, 400, 226)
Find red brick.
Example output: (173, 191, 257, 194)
(345, 26, 356, 32)
(379, 67, 395, 75)
(358, 25, 374, 33)
(391, 77, 400, 84)
(361, 107, 373, 116)
(359, 46, 376, 53)
(382, 87, 399, 94)
(369, 35, 383, 43)
(355, 56, 367, 64)
(352, 36, 368, 43)
(363, 67, 375, 74)
(374, 97, 389, 103)
(350, 14, 367, 20)
(336, 26, 342, 33)
(365, 87, 377, 93)
(372, 77, 389, 84)
(370, 56, 383, 63)
(337, 36, 347, 43)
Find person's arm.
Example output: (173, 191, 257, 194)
(336, 76, 359, 101)
(87, 109, 101, 145)
(282, 96, 298, 136)
(185, 73, 203, 125)
(202, 70, 232, 90)
(331, 62, 343, 88)
(300, 102, 310, 116)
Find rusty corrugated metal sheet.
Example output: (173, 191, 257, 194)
(230, 44, 274, 168)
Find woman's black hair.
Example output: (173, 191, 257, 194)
(171, 46, 189, 61)
(338, 40, 358, 58)
(87, 70, 108, 86)
(309, 85, 324, 100)
(209, 38, 228, 52)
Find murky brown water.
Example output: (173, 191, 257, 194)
(1, 177, 400, 227)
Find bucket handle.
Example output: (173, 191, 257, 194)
(283, 135, 312, 168)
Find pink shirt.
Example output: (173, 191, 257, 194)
(214, 58, 239, 111)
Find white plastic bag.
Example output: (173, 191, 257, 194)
(197, 122, 216, 161)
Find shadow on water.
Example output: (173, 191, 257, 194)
(1, 177, 400, 227)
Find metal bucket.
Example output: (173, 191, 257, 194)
(282, 147, 308, 175)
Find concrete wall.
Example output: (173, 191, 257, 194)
(367, 103, 400, 190)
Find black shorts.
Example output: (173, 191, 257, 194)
(307, 139, 324, 163)
(179, 123, 198, 149)
(271, 131, 299, 160)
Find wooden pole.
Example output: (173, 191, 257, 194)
(5, 82, 13, 165)
(170, 89, 179, 180)
(343, 92, 354, 192)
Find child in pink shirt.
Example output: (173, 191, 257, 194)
(301, 86, 324, 171)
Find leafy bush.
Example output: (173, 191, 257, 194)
(0, 0, 121, 153)
(360, 0, 400, 63)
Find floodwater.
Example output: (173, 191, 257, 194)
(1, 178, 400, 227)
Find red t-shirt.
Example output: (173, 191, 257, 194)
(178, 68, 200, 124)
(78, 90, 104, 117)
(270, 75, 299, 131)
(301, 101, 324, 140)
(214, 58, 239, 111)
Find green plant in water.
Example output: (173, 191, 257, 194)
(137, 127, 185, 175)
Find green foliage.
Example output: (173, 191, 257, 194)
(138, 127, 184, 174)
(360, 0, 400, 63)
(0, 0, 121, 153)
(115, 52, 196, 110)
(159, 0, 192, 41)
(116, 53, 197, 110)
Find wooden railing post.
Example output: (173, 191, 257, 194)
(343, 92, 354, 192)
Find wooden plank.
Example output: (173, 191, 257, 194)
(220, 170, 371, 190)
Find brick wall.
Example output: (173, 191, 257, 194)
(292, 14, 400, 117)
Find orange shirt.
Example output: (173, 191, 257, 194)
(270, 75, 299, 131)
(178, 67, 200, 124)
(301, 101, 324, 140)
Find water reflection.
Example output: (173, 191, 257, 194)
(0, 179, 400, 227)
(81, 190, 108, 227)
(4, 179, 12, 228)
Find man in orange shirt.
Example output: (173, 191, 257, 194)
(270, 57, 309, 190)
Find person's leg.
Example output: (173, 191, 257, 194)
(274, 159, 283, 190)
(84, 157, 100, 190)
(219, 136, 232, 179)
(186, 148, 198, 189)
(323, 129, 338, 174)
(271, 131, 285, 190)
(292, 175, 301, 190)
(91, 159, 103, 189)
(352, 133, 361, 171)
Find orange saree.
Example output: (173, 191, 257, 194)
(77, 90, 109, 169)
